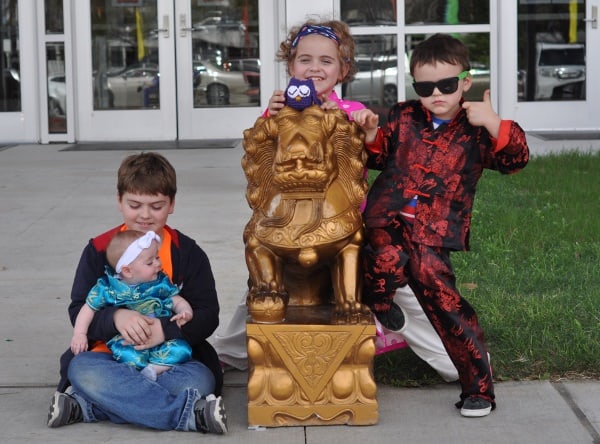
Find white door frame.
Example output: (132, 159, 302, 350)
(499, 0, 600, 131)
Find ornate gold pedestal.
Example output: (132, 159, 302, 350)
(247, 306, 378, 427)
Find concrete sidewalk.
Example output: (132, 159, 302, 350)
(0, 138, 599, 443)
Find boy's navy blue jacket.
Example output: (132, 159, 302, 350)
(57, 224, 223, 396)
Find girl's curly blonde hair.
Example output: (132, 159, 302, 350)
(276, 20, 357, 83)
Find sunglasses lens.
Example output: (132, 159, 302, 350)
(438, 78, 459, 94)
(413, 82, 434, 97)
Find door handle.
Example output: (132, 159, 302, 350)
(152, 15, 170, 38)
(179, 14, 197, 37)
(584, 6, 598, 29)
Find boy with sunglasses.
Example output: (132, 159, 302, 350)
(352, 33, 529, 417)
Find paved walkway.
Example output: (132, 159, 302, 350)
(0, 136, 598, 443)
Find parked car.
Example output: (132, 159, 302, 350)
(534, 42, 585, 100)
(223, 58, 261, 73)
(344, 55, 490, 107)
(193, 60, 252, 106)
(105, 64, 159, 108)
(223, 58, 261, 104)
(47, 74, 66, 116)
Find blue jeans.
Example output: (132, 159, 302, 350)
(67, 352, 216, 431)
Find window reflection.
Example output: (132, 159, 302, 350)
(0, 0, 20, 112)
(343, 35, 399, 112)
(405, 0, 489, 25)
(45, 0, 64, 34)
(47, 43, 67, 133)
(341, 0, 396, 25)
(340, 0, 489, 26)
(518, 1, 586, 101)
(191, 1, 260, 107)
(92, 1, 159, 110)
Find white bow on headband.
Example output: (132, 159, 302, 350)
(115, 231, 161, 273)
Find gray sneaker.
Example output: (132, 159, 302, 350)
(47, 390, 83, 428)
(194, 394, 227, 434)
(460, 397, 492, 418)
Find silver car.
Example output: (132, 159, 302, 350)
(193, 60, 252, 106)
(105, 65, 158, 108)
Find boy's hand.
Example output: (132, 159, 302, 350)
(70, 333, 88, 355)
(133, 319, 165, 350)
(267, 90, 285, 116)
(170, 310, 193, 327)
(114, 308, 158, 347)
(350, 109, 380, 142)
(462, 89, 501, 138)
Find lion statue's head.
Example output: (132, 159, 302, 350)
(242, 105, 367, 216)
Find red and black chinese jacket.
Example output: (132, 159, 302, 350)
(364, 100, 529, 251)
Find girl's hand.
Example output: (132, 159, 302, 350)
(320, 99, 339, 111)
(267, 90, 286, 116)
(350, 109, 380, 142)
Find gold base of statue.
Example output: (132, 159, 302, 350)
(247, 305, 378, 427)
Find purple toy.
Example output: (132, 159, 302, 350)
(285, 78, 321, 110)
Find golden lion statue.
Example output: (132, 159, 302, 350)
(242, 105, 371, 324)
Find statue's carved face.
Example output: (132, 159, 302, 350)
(272, 107, 336, 193)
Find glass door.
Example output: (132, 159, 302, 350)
(174, 0, 264, 139)
(0, 0, 38, 142)
(74, 0, 265, 142)
(508, 0, 599, 131)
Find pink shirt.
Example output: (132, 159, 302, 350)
(326, 91, 365, 120)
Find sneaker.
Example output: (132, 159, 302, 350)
(47, 390, 83, 428)
(460, 397, 492, 418)
(374, 301, 405, 331)
(194, 394, 227, 434)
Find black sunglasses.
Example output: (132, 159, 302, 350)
(412, 71, 470, 97)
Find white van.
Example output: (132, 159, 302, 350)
(535, 42, 585, 100)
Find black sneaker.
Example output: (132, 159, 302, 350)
(47, 391, 83, 428)
(460, 397, 492, 418)
(374, 301, 405, 331)
(195, 394, 227, 434)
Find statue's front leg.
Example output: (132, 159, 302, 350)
(245, 234, 288, 323)
(331, 230, 371, 325)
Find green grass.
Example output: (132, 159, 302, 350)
(373, 151, 600, 386)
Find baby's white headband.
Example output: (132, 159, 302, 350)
(115, 231, 161, 273)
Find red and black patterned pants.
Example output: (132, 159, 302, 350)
(363, 218, 495, 406)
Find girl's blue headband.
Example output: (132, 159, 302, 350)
(291, 25, 340, 48)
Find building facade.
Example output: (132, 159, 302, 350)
(0, 0, 598, 144)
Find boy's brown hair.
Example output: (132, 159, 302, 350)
(105, 230, 145, 269)
(277, 20, 358, 83)
(117, 152, 177, 200)
(409, 33, 471, 76)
